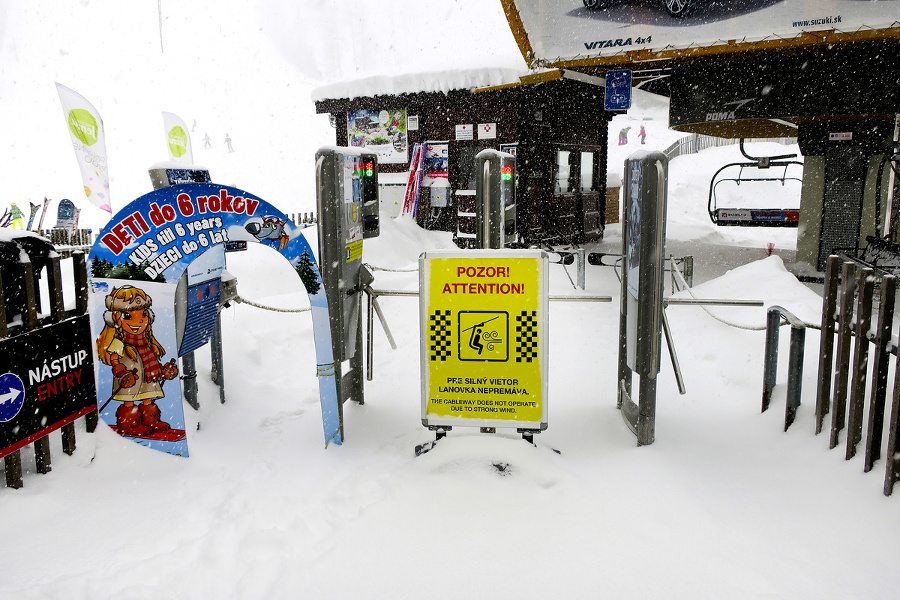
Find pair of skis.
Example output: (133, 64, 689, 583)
(34, 198, 50, 231)
(402, 143, 426, 217)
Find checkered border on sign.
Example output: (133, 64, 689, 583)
(515, 311, 538, 363)
(429, 310, 452, 361)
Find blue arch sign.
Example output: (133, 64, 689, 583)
(89, 183, 341, 455)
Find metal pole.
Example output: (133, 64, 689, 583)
(666, 298, 763, 307)
(366, 289, 374, 381)
(370, 293, 398, 350)
(576, 248, 585, 290)
(181, 352, 199, 411)
(661, 308, 686, 395)
(637, 374, 657, 446)
(830, 261, 858, 449)
(885, 349, 900, 495)
(762, 308, 781, 413)
(846, 267, 874, 459)
(865, 274, 895, 471)
(784, 324, 806, 431)
(815, 255, 840, 434)
(550, 295, 612, 302)
(211, 313, 225, 404)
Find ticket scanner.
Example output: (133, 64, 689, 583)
(474, 150, 516, 248)
(315, 147, 380, 408)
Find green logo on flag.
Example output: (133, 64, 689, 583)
(67, 109, 98, 145)
(168, 126, 188, 158)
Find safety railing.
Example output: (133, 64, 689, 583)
(765, 254, 900, 496)
(762, 305, 812, 431)
(663, 134, 797, 162)
(361, 284, 612, 382)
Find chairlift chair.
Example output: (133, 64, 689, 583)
(708, 139, 803, 227)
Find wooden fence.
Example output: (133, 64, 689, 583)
(38, 228, 94, 248)
(1, 247, 98, 489)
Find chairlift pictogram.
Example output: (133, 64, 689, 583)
(708, 139, 804, 228)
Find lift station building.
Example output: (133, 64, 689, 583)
(314, 69, 616, 248)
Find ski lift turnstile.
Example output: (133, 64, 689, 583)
(708, 140, 803, 227)
(619, 152, 669, 445)
(315, 147, 380, 430)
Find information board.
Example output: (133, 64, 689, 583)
(420, 250, 548, 431)
(605, 69, 632, 111)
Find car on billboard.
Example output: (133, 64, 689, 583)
(583, 0, 698, 18)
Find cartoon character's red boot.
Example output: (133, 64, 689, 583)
(139, 402, 170, 432)
(116, 404, 152, 436)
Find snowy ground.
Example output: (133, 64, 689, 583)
(3, 145, 900, 598)
(2, 1, 900, 598)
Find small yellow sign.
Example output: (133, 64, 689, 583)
(420, 250, 548, 429)
(346, 240, 363, 263)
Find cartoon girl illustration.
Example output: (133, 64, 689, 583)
(97, 285, 179, 436)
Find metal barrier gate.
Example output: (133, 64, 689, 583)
(762, 254, 900, 496)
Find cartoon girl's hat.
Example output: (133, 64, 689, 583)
(103, 286, 154, 327)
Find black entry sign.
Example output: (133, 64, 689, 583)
(0, 315, 96, 458)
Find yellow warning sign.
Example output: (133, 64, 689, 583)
(420, 250, 548, 429)
(346, 239, 363, 263)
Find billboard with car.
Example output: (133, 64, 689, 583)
(503, 0, 900, 67)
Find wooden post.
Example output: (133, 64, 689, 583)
(865, 275, 895, 472)
(73, 252, 88, 317)
(34, 436, 51, 474)
(86, 410, 99, 433)
(80, 251, 98, 434)
(47, 256, 66, 322)
(20, 259, 38, 331)
(0, 270, 8, 339)
(846, 268, 874, 460)
(61, 423, 77, 455)
(37, 256, 59, 475)
(4, 452, 23, 489)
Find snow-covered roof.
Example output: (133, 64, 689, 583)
(311, 67, 533, 102)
